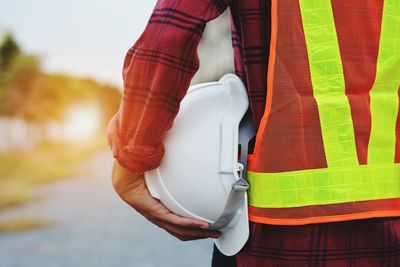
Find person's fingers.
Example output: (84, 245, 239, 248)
(165, 227, 220, 241)
(148, 201, 210, 229)
(155, 220, 221, 241)
(120, 181, 213, 232)
(112, 160, 220, 241)
(116, 175, 211, 229)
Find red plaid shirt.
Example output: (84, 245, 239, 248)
(107, 0, 400, 265)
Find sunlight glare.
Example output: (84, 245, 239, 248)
(63, 104, 101, 141)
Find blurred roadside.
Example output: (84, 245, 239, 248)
(0, 33, 121, 231)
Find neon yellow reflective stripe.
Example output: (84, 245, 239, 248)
(368, 0, 400, 164)
(247, 164, 400, 208)
(299, 0, 358, 167)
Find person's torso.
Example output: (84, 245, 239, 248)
(230, 0, 400, 225)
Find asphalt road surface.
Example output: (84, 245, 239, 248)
(0, 152, 213, 267)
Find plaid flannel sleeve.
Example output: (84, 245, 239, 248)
(107, 0, 228, 172)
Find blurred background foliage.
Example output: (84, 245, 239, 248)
(0, 33, 121, 223)
(0, 34, 121, 125)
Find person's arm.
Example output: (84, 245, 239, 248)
(108, 0, 228, 240)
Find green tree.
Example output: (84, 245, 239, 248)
(0, 34, 20, 71)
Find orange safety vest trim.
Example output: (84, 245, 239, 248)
(247, 0, 400, 225)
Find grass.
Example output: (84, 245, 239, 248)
(0, 134, 108, 211)
(0, 218, 53, 234)
(0, 135, 108, 233)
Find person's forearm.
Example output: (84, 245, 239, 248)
(107, 0, 229, 173)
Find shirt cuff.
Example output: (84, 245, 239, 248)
(106, 113, 165, 173)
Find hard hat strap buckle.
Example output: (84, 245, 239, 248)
(233, 163, 249, 191)
(209, 163, 249, 230)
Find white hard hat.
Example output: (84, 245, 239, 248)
(144, 74, 255, 256)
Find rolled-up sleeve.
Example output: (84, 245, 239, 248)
(107, 0, 228, 172)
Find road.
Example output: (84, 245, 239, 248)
(0, 152, 213, 267)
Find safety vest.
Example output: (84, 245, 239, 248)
(247, 0, 400, 225)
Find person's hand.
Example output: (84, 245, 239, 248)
(111, 160, 221, 241)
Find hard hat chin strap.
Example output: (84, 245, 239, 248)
(209, 164, 249, 230)
(210, 109, 255, 230)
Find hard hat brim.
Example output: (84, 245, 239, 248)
(214, 193, 249, 256)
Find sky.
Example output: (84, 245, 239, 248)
(0, 0, 158, 87)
